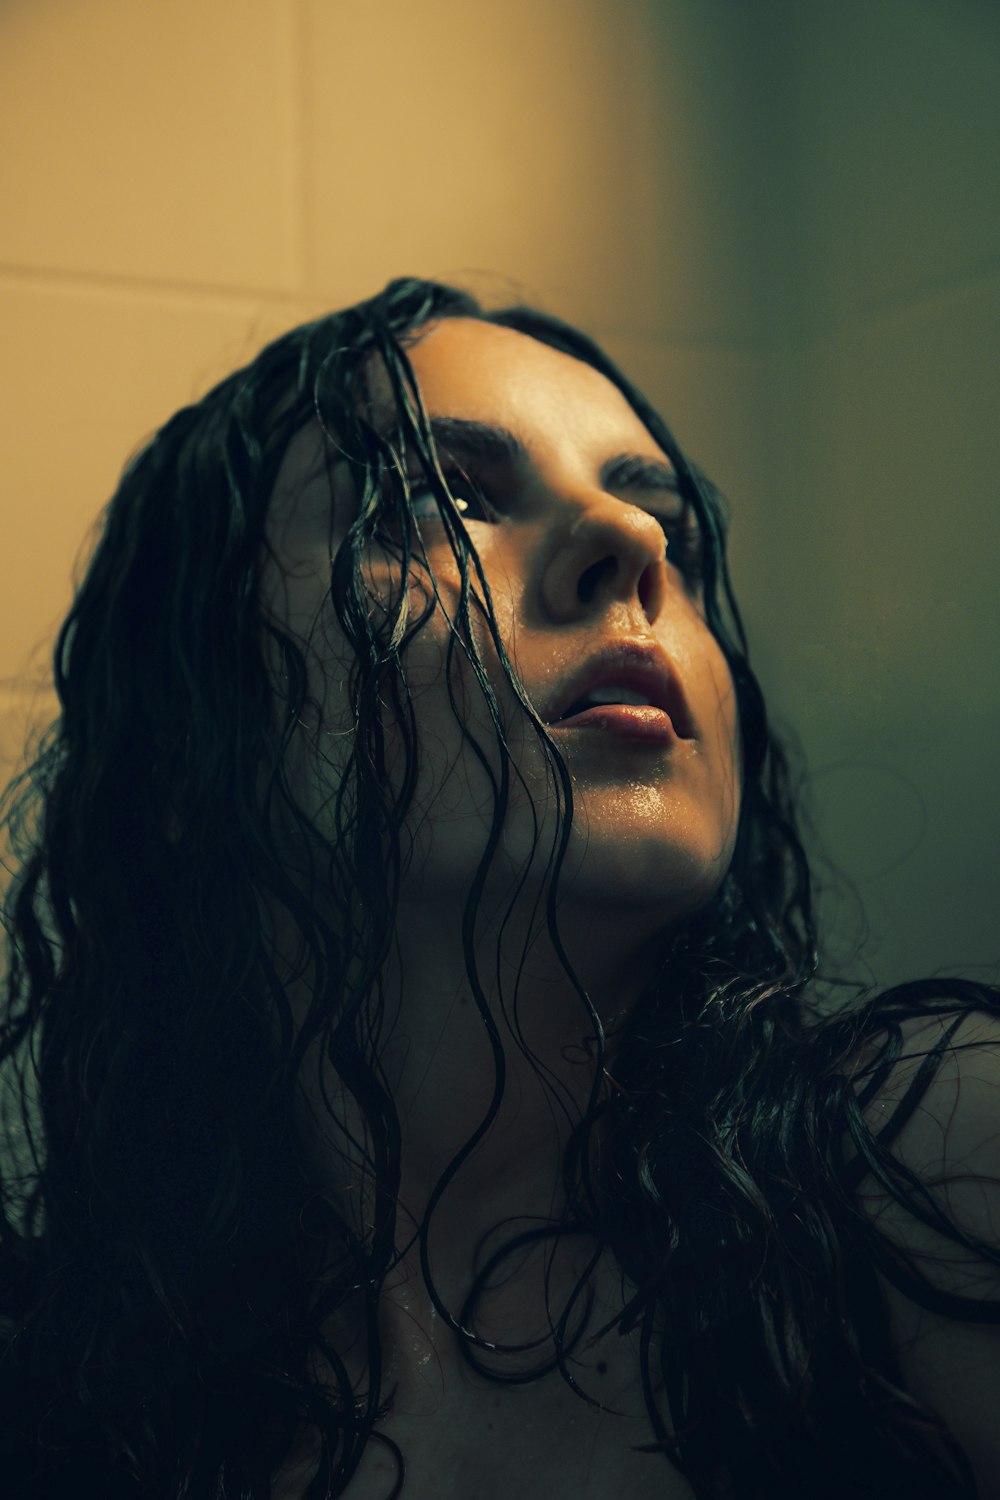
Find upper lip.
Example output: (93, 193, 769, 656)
(541, 640, 696, 738)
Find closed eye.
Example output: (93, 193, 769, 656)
(656, 510, 705, 586)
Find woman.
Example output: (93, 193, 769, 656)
(1, 277, 998, 1499)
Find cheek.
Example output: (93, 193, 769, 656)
(370, 559, 543, 864)
(706, 643, 742, 857)
(711, 645, 741, 771)
(288, 563, 494, 834)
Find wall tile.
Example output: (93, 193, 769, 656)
(0, 0, 299, 292)
(771, 273, 1000, 990)
(0, 684, 57, 792)
(810, 273, 1000, 715)
(0, 279, 309, 684)
(782, 0, 1000, 330)
(298, 0, 780, 344)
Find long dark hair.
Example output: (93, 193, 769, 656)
(1, 276, 997, 1499)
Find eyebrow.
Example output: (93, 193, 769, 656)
(406, 415, 682, 498)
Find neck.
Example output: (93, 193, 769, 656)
(291, 890, 663, 1403)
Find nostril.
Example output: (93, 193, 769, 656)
(638, 564, 657, 617)
(577, 555, 616, 605)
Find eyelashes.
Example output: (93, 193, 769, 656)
(405, 468, 496, 522)
(661, 520, 705, 586)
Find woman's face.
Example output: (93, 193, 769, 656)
(263, 317, 741, 944)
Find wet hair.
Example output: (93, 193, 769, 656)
(1, 276, 998, 1499)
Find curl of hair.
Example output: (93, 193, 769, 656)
(1, 276, 997, 1499)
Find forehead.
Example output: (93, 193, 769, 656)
(388, 316, 661, 463)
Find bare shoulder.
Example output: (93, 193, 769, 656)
(852, 1006, 1000, 1261)
(849, 1005, 1000, 1498)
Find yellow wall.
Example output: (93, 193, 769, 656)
(2, 0, 998, 992)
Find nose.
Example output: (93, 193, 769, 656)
(540, 495, 669, 626)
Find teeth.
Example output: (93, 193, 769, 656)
(581, 684, 653, 708)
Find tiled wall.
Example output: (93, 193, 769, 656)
(764, 1, 1000, 990)
(2, 0, 997, 993)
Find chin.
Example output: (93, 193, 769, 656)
(399, 767, 736, 929)
(560, 826, 733, 916)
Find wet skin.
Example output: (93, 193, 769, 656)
(259, 318, 740, 1493)
(263, 316, 740, 986)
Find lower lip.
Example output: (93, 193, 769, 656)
(549, 705, 678, 742)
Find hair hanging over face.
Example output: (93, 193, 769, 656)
(1, 277, 998, 1500)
